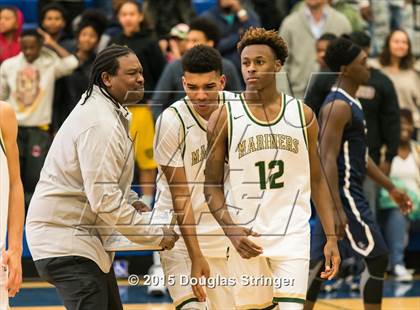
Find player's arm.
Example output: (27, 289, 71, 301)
(366, 156, 412, 214)
(318, 100, 352, 237)
(204, 105, 262, 259)
(160, 165, 209, 301)
(0, 102, 24, 297)
(304, 104, 340, 280)
(154, 109, 209, 301)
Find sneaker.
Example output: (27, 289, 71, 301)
(393, 264, 413, 282)
(147, 265, 166, 296)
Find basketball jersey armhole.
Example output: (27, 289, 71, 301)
(297, 100, 308, 149)
(169, 107, 186, 160)
(0, 128, 5, 156)
(226, 100, 233, 156)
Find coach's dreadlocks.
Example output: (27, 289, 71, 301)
(82, 44, 135, 105)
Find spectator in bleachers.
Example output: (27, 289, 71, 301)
(371, 29, 420, 138)
(110, 0, 166, 103)
(246, 0, 286, 30)
(38, 0, 85, 36)
(278, 0, 352, 99)
(39, 3, 73, 51)
(160, 23, 190, 63)
(201, 0, 260, 77)
(0, 29, 78, 207)
(53, 10, 108, 130)
(315, 32, 337, 70)
(0, 6, 23, 64)
(143, 0, 196, 40)
(151, 17, 242, 120)
(379, 109, 420, 281)
(292, 0, 366, 32)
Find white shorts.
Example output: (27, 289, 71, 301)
(160, 247, 235, 310)
(232, 255, 309, 309)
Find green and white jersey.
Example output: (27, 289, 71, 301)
(225, 93, 311, 258)
(154, 91, 235, 257)
(0, 126, 9, 252)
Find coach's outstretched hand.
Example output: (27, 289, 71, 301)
(159, 226, 179, 250)
(321, 238, 340, 280)
(225, 226, 263, 259)
(191, 256, 211, 302)
(389, 187, 413, 215)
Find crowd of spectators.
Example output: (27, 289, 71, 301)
(0, 0, 419, 283)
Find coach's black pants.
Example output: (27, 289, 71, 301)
(35, 256, 123, 310)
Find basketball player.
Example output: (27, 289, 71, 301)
(204, 28, 340, 309)
(154, 45, 273, 309)
(305, 38, 412, 310)
(0, 101, 24, 309)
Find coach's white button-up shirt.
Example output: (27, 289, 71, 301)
(26, 85, 163, 273)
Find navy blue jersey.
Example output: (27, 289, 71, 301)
(322, 87, 368, 190)
(311, 87, 388, 259)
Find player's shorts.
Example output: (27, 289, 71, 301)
(128, 105, 157, 170)
(230, 246, 308, 309)
(160, 245, 274, 310)
(311, 186, 389, 262)
(160, 246, 234, 310)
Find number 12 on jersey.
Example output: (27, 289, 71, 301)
(255, 160, 284, 190)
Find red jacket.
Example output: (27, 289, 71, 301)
(0, 7, 24, 64)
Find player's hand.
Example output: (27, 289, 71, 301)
(321, 238, 340, 280)
(132, 201, 151, 213)
(389, 187, 412, 215)
(2, 249, 22, 297)
(190, 256, 210, 302)
(159, 226, 179, 250)
(225, 226, 263, 259)
(333, 207, 348, 240)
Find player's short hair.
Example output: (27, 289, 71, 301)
(82, 45, 135, 104)
(347, 31, 371, 49)
(182, 45, 223, 74)
(400, 108, 414, 125)
(20, 29, 43, 43)
(189, 17, 220, 46)
(324, 37, 361, 72)
(237, 27, 288, 65)
(318, 33, 337, 43)
(39, 2, 67, 23)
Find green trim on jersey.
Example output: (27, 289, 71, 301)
(272, 297, 305, 304)
(175, 297, 200, 310)
(240, 93, 286, 126)
(297, 100, 308, 148)
(0, 129, 5, 156)
(226, 100, 233, 154)
(169, 107, 186, 159)
(183, 98, 206, 132)
(248, 303, 278, 310)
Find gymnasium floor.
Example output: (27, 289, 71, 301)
(8, 278, 420, 309)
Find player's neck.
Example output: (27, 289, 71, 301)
(244, 82, 279, 106)
(336, 78, 359, 99)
